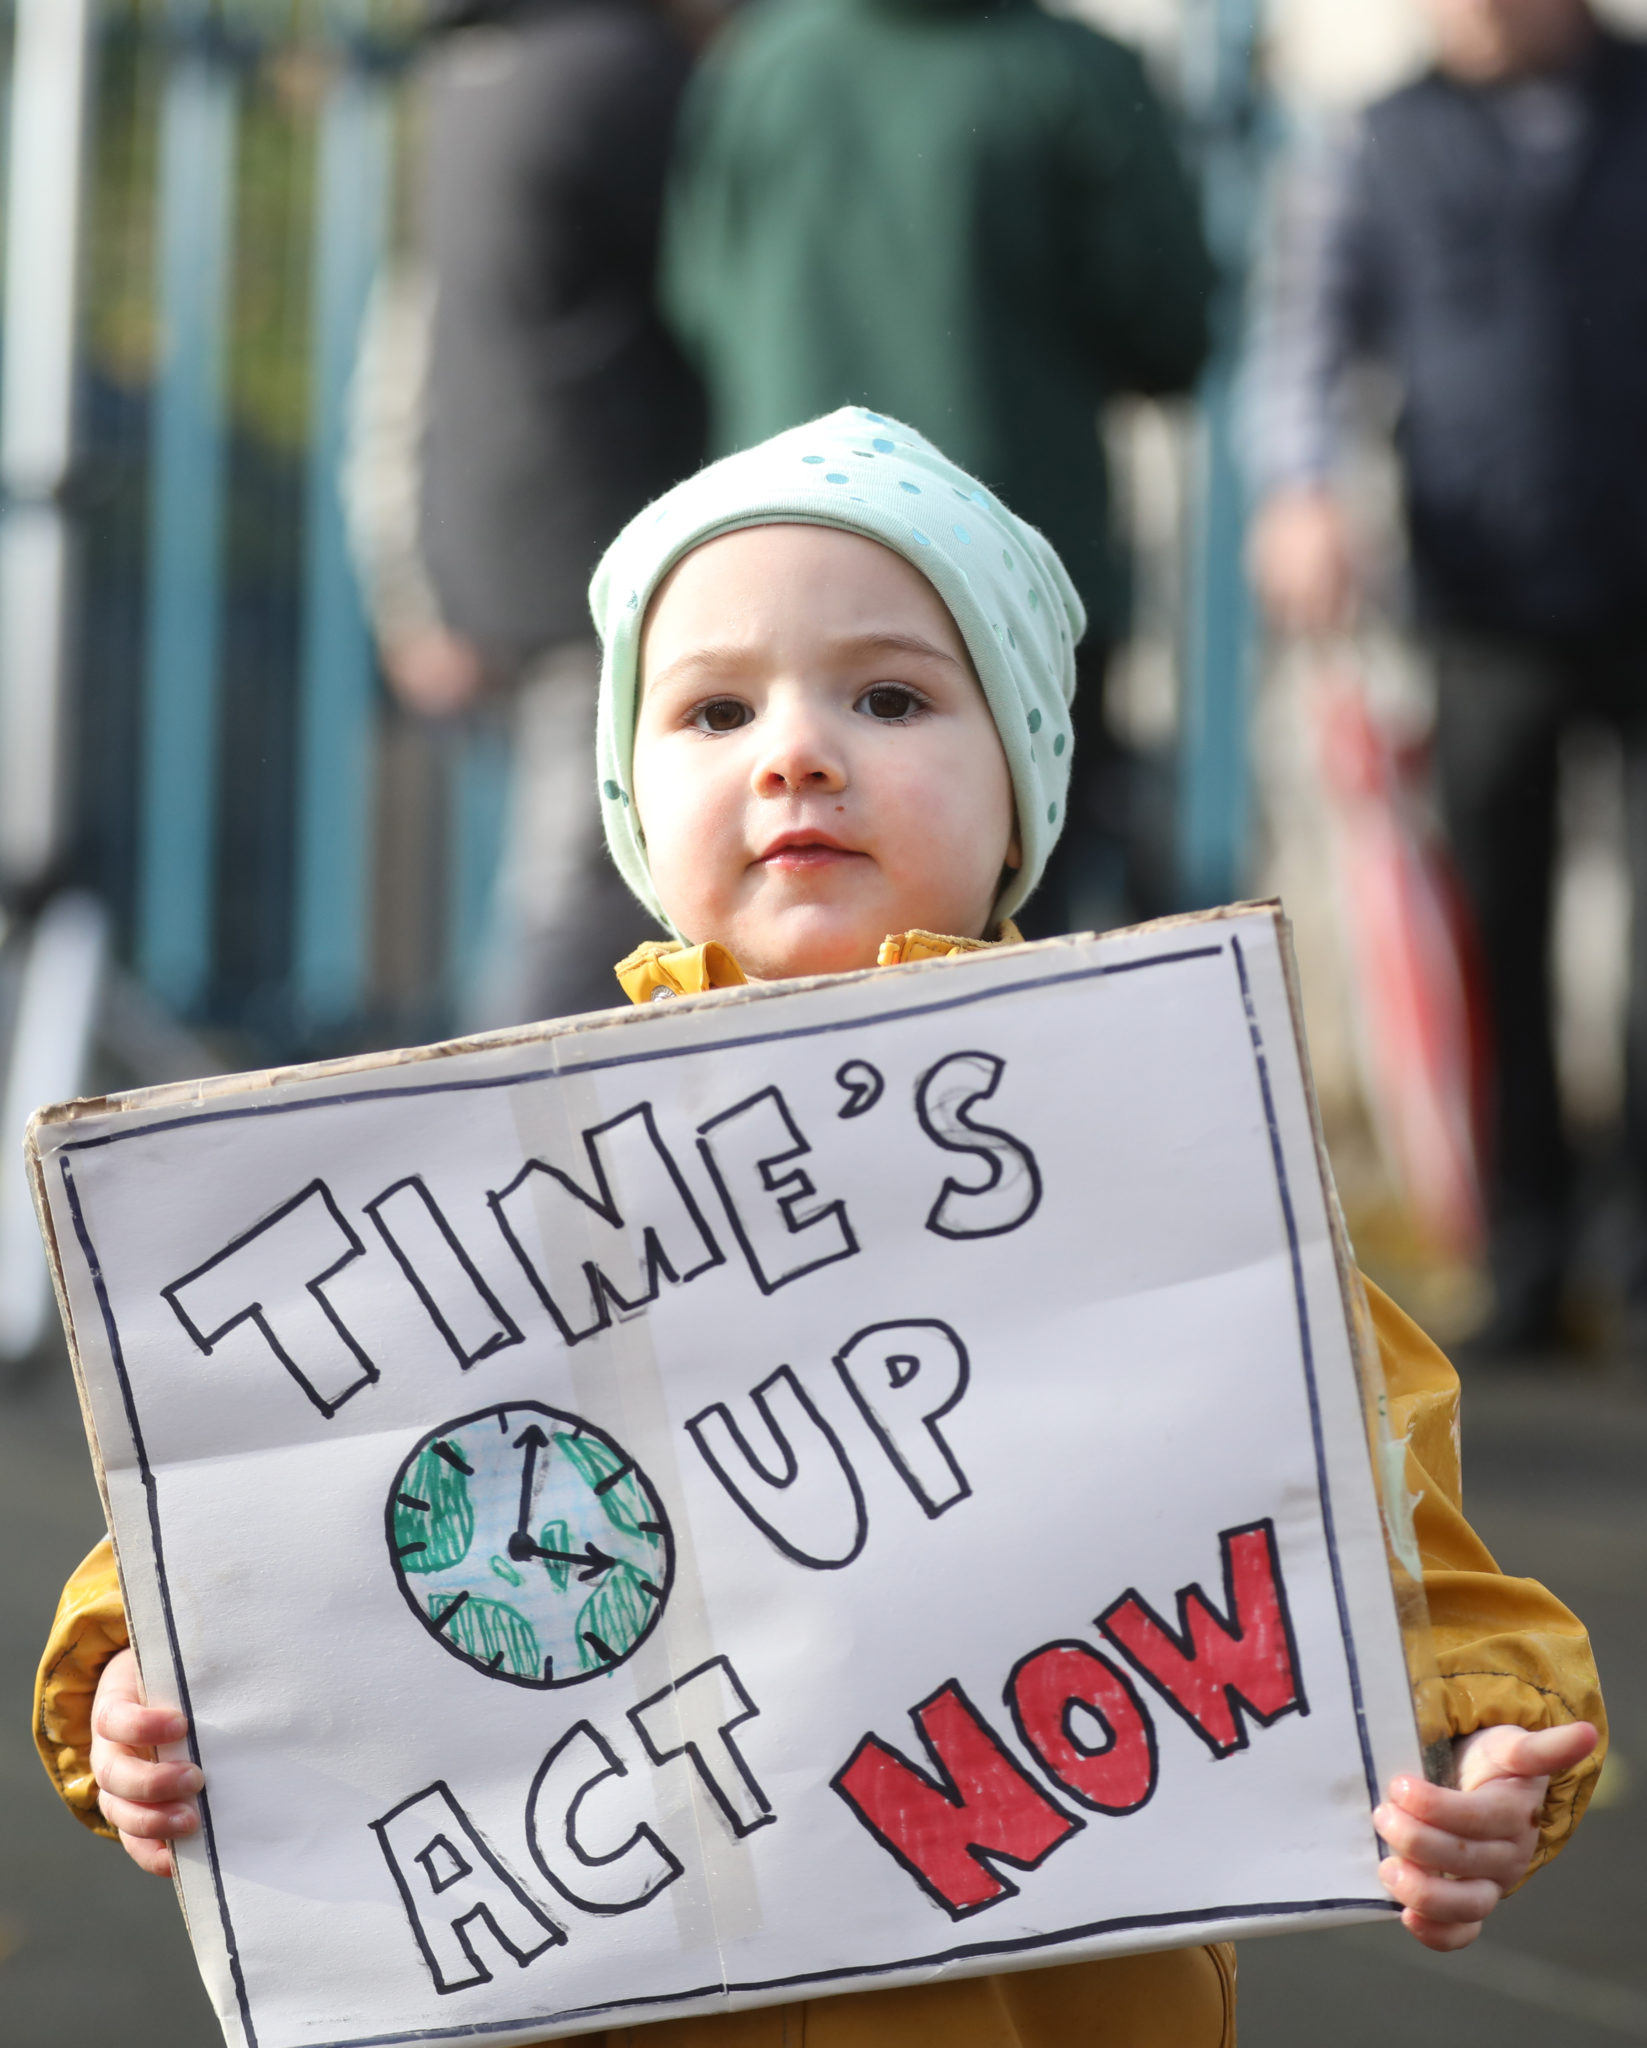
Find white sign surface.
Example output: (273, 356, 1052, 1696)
(32, 909, 1417, 2048)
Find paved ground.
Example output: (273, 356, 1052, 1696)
(2, 1346, 1641, 2046)
(1239, 1366, 1647, 2047)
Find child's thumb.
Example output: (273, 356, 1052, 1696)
(1460, 1720, 1598, 1791)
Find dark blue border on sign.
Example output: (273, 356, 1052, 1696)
(1231, 935, 1380, 1812)
(58, 934, 1389, 2048)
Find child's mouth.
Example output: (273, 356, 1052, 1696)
(758, 833, 864, 872)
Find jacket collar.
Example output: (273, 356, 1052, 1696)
(615, 922, 1024, 1005)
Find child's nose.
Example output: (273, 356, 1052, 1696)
(752, 698, 847, 795)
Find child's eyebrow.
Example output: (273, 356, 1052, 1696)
(645, 644, 766, 694)
(647, 631, 968, 696)
(830, 630, 969, 672)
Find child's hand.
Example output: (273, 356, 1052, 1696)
(1374, 1720, 1599, 1951)
(89, 1647, 202, 1877)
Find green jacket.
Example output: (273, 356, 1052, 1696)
(662, 0, 1214, 637)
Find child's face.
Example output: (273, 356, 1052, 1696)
(633, 524, 1020, 979)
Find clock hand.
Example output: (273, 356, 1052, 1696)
(506, 1535, 617, 1582)
(509, 1427, 617, 1579)
(513, 1423, 550, 1544)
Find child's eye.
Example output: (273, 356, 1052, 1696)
(690, 698, 752, 734)
(857, 683, 923, 722)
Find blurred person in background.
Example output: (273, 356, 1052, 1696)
(659, 0, 1214, 938)
(350, 0, 709, 1027)
(1247, 0, 1647, 1355)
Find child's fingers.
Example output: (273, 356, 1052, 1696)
(115, 1829, 175, 1880)
(1456, 1720, 1598, 1792)
(91, 1646, 191, 1749)
(92, 1694, 189, 1750)
(97, 1786, 200, 1842)
(94, 1749, 204, 1807)
(1398, 1906, 1484, 1954)
(1371, 1802, 1531, 1887)
(1374, 1723, 1598, 1954)
(1378, 1854, 1501, 1926)
(90, 1649, 199, 1878)
(1383, 1772, 1542, 1840)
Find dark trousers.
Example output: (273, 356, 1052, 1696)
(1432, 627, 1647, 1319)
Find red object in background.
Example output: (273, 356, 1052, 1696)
(1310, 663, 1491, 1262)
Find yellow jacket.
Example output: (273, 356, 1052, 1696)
(37, 930, 1606, 2048)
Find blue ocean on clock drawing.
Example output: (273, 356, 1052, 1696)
(386, 1402, 675, 1688)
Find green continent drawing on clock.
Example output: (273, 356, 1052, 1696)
(387, 1402, 674, 1688)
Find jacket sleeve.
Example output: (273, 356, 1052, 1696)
(1367, 1280, 1606, 1882)
(34, 1537, 128, 1836)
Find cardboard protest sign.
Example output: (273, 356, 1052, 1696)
(31, 906, 1421, 2048)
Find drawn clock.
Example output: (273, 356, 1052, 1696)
(386, 1402, 674, 1688)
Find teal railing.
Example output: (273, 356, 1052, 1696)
(0, 0, 502, 1063)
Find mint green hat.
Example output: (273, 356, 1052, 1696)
(588, 406, 1085, 933)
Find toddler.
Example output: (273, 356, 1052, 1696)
(40, 409, 1603, 2048)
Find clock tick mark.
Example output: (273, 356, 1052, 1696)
(638, 1578, 661, 1601)
(396, 1493, 430, 1513)
(594, 1461, 635, 1496)
(486, 1651, 505, 1671)
(396, 1540, 427, 1558)
(431, 1441, 473, 1475)
(583, 1632, 618, 1665)
(637, 1521, 665, 1537)
(431, 1591, 470, 1631)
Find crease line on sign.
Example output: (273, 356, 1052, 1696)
(501, 1035, 756, 1981)
(681, 1658, 735, 2005)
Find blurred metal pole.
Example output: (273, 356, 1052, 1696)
(1177, 0, 1263, 909)
(137, 1, 239, 1015)
(294, 4, 393, 1030)
(449, 721, 511, 1021)
(0, 0, 94, 897)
